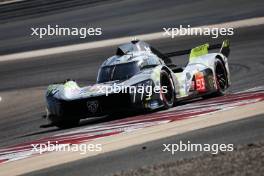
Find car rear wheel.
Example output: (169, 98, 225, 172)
(202, 58, 228, 99)
(215, 58, 228, 95)
(160, 70, 175, 109)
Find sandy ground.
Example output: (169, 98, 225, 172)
(112, 141, 264, 176)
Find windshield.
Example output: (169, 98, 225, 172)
(97, 61, 140, 83)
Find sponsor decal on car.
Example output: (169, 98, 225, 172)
(87, 100, 99, 113)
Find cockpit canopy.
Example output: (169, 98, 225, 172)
(97, 61, 140, 83)
(96, 40, 166, 83)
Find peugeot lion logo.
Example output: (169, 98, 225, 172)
(87, 100, 99, 113)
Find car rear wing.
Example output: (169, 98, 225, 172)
(164, 39, 230, 58)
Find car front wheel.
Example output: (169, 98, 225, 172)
(160, 70, 175, 109)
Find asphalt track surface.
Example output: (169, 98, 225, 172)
(1, 24, 264, 148)
(0, 0, 264, 55)
(0, 0, 264, 175)
(23, 114, 264, 176)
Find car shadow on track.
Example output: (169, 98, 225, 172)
(17, 110, 152, 138)
(17, 95, 224, 139)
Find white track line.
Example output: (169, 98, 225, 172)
(0, 96, 2, 102)
(0, 0, 25, 5)
(1, 17, 264, 62)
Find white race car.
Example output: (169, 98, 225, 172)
(45, 40, 231, 128)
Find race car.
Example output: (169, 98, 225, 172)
(45, 39, 231, 128)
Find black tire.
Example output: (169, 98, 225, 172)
(202, 58, 228, 99)
(215, 58, 228, 95)
(48, 114, 80, 129)
(160, 70, 175, 109)
(206, 58, 228, 98)
(56, 117, 80, 129)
